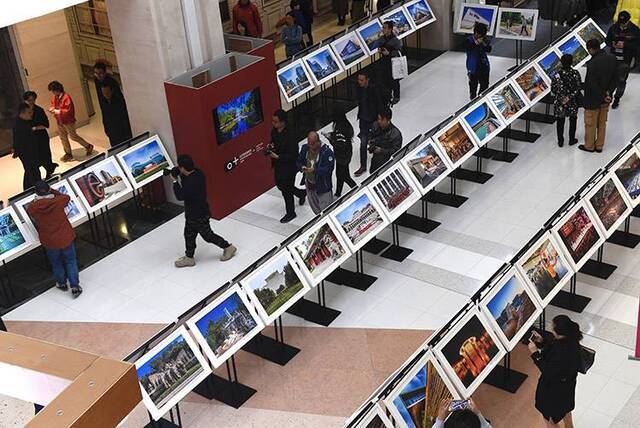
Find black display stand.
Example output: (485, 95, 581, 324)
(451, 153, 492, 184)
(475, 144, 501, 160)
(607, 217, 640, 248)
(361, 237, 390, 255)
(492, 129, 519, 163)
(325, 250, 377, 291)
(483, 353, 528, 394)
(87, 206, 128, 251)
(522, 110, 555, 124)
(242, 317, 300, 366)
(427, 177, 468, 208)
(498, 115, 541, 143)
(579, 246, 617, 280)
(550, 276, 592, 313)
(0, 260, 30, 309)
(632, 206, 640, 218)
(396, 197, 440, 234)
(145, 404, 182, 428)
(380, 223, 413, 262)
(193, 356, 256, 408)
(286, 281, 341, 326)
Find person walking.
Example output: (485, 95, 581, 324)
(606, 11, 640, 109)
(552, 54, 582, 147)
(232, 0, 263, 37)
(378, 21, 402, 104)
(281, 15, 304, 57)
(323, 108, 356, 197)
(579, 39, 618, 153)
(297, 131, 335, 214)
(27, 181, 83, 298)
(334, 0, 348, 25)
(99, 82, 133, 146)
(298, 0, 314, 45)
(465, 22, 492, 99)
(368, 108, 402, 173)
(47, 81, 94, 162)
(13, 102, 41, 190)
(354, 72, 387, 177)
(528, 315, 583, 428)
(172, 155, 237, 267)
(23, 91, 57, 179)
(270, 109, 306, 223)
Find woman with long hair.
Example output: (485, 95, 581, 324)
(324, 108, 356, 197)
(551, 54, 582, 147)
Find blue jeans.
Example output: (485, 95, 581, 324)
(45, 243, 80, 288)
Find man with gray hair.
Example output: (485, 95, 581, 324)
(297, 131, 335, 214)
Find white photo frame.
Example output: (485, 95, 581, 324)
(455, 4, 498, 35)
(512, 63, 551, 105)
(610, 147, 640, 207)
(240, 250, 311, 325)
(432, 119, 478, 169)
(433, 309, 506, 397)
(368, 164, 421, 222)
(403, 0, 437, 31)
(186, 284, 264, 368)
(584, 173, 632, 237)
(575, 18, 606, 49)
(302, 45, 344, 86)
(488, 79, 531, 125)
(383, 352, 461, 428)
(68, 157, 133, 214)
(401, 137, 452, 196)
(0, 206, 34, 263)
(287, 218, 352, 286)
(461, 97, 506, 147)
(330, 32, 369, 70)
(380, 7, 416, 39)
(135, 326, 212, 421)
(551, 200, 606, 271)
(495, 8, 539, 41)
(116, 135, 174, 190)
(479, 268, 542, 351)
(536, 47, 563, 81)
(276, 59, 315, 103)
(330, 188, 390, 253)
(515, 232, 575, 307)
(357, 19, 385, 55)
(555, 32, 591, 69)
(350, 403, 394, 428)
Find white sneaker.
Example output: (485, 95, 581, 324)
(174, 256, 195, 268)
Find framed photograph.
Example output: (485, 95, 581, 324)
(555, 34, 590, 69)
(330, 188, 389, 253)
(212, 88, 263, 145)
(357, 19, 384, 55)
(380, 7, 415, 39)
(0, 206, 33, 263)
(68, 157, 133, 214)
(383, 352, 460, 428)
(576, 19, 606, 48)
(369, 164, 421, 222)
(513, 63, 550, 105)
(455, 4, 498, 35)
(432, 119, 478, 169)
(186, 285, 264, 368)
(240, 250, 311, 324)
(536, 48, 563, 81)
(330, 32, 369, 70)
(349, 403, 394, 428)
(611, 148, 640, 206)
(288, 218, 352, 285)
(495, 8, 538, 41)
(403, 0, 436, 30)
(479, 268, 542, 351)
(302, 45, 344, 86)
(135, 326, 211, 421)
(515, 232, 574, 307)
(433, 309, 505, 397)
(461, 98, 506, 147)
(116, 135, 174, 189)
(488, 79, 530, 125)
(551, 201, 605, 271)
(585, 174, 632, 237)
(401, 137, 452, 196)
(276, 59, 315, 103)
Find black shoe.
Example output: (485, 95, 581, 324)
(71, 286, 83, 298)
(612, 99, 620, 109)
(56, 283, 69, 291)
(558, 140, 564, 147)
(334, 192, 341, 197)
(298, 194, 306, 206)
(354, 168, 366, 177)
(569, 138, 578, 146)
(578, 144, 595, 153)
(280, 213, 296, 223)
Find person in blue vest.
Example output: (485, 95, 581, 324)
(297, 131, 335, 214)
(465, 22, 492, 99)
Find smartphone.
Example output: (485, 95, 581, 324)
(449, 399, 470, 412)
(529, 332, 536, 342)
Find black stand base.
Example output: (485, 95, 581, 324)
(193, 374, 256, 408)
(451, 168, 492, 184)
(325, 267, 377, 291)
(579, 259, 617, 279)
(522, 111, 556, 124)
(361, 237, 390, 255)
(607, 230, 640, 248)
(499, 128, 541, 143)
(396, 213, 440, 234)
(476, 147, 501, 159)
(286, 298, 341, 326)
(550, 290, 592, 313)
(427, 190, 468, 208)
(380, 244, 413, 262)
(144, 419, 180, 428)
(492, 150, 519, 163)
(483, 364, 528, 393)
(242, 333, 300, 366)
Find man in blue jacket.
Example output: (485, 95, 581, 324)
(465, 22, 492, 99)
(297, 131, 335, 214)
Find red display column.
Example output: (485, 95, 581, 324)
(164, 49, 279, 219)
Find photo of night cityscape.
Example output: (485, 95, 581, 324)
(557, 206, 601, 264)
(373, 167, 415, 213)
(558, 35, 589, 67)
(277, 61, 313, 101)
(464, 101, 502, 144)
(490, 83, 527, 122)
(304, 47, 341, 84)
(614, 152, 640, 201)
(405, 0, 435, 28)
(405, 142, 449, 189)
(293, 222, 347, 280)
(436, 121, 475, 165)
(335, 193, 385, 245)
(486, 274, 537, 343)
(589, 178, 629, 232)
(520, 238, 570, 302)
(515, 65, 549, 102)
(537, 50, 563, 80)
(332, 33, 366, 67)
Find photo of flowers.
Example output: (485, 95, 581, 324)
(552, 202, 604, 269)
(586, 176, 631, 236)
(332, 189, 388, 252)
(433, 120, 477, 168)
(402, 138, 451, 194)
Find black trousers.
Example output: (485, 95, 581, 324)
(184, 217, 230, 258)
(614, 61, 631, 100)
(19, 157, 41, 190)
(468, 71, 489, 99)
(277, 176, 306, 216)
(335, 163, 356, 196)
(556, 116, 577, 143)
(36, 138, 56, 174)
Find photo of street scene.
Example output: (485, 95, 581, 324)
(357, 20, 384, 53)
(213, 88, 263, 145)
(614, 152, 640, 201)
(515, 65, 549, 102)
(71, 159, 130, 210)
(405, 0, 435, 29)
(335, 192, 385, 245)
(0, 209, 27, 258)
(457, 5, 497, 34)
(520, 238, 570, 302)
(577, 22, 606, 47)
(464, 101, 502, 144)
(293, 222, 348, 280)
(491, 83, 527, 122)
(121, 138, 171, 185)
(304, 47, 341, 84)
(332, 33, 367, 68)
(137, 333, 205, 410)
(589, 178, 629, 232)
(537, 50, 563, 80)
(558, 35, 589, 67)
(435, 121, 476, 165)
(497, 9, 537, 40)
(405, 142, 449, 190)
(485, 274, 537, 343)
(373, 167, 415, 214)
(277, 61, 313, 101)
(557, 206, 601, 264)
(381, 9, 413, 38)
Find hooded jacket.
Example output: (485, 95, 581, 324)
(26, 190, 75, 249)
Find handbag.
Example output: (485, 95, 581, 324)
(577, 344, 595, 374)
(391, 56, 409, 80)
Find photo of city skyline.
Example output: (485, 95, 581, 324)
(557, 35, 589, 67)
(537, 50, 562, 80)
(485, 274, 537, 345)
(292, 222, 348, 282)
(577, 21, 605, 47)
(0, 208, 27, 259)
(304, 47, 342, 85)
(435, 121, 476, 166)
(515, 65, 549, 102)
(120, 138, 171, 186)
(589, 178, 629, 232)
(335, 192, 385, 246)
(490, 82, 527, 122)
(381, 9, 413, 38)
(464, 101, 502, 144)
(556, 206, 602, 265)
(614, 151, 640, 202)
(405, 142, 449, 190)
(277, 60, 313, 102)
(405, 0, 435, 29)
(372, 167, 416, 215)
(332, 33, 367, 68)
(357, 20, 384, 54)
(520, 237, 570, 304)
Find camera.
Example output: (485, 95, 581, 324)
(264, 143, 275, 156)
(163, 167, 180, 178)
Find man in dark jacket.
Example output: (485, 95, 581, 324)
(12, 102, 41, 190)
(606, 11, 640, 109)
(368, 108, 402, 173)
(172, 155, 236, 267)
(297, 131, 335, 214)
(580, 39, 618, 153)
(23, 91, 57, 178)
(270, 109, 306, 223)
(465, 22, 492, 99)
(378, 21, 403, 104)
(100, 83, 133, 146)
(27, 181, 82, 298)
(354, 72, 388, 177)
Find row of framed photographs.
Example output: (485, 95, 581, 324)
(0, 135, 173, 263)
(277, 0, 437, 103)
(456, 4, 539, 42)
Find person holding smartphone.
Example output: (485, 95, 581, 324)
(434, 398, 492, 427)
